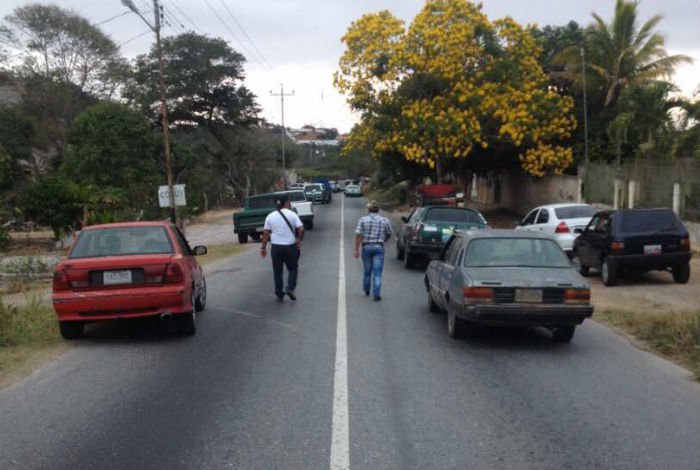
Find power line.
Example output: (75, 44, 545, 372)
(216, 0, 273, 72)
(118, 29, 151, 46)
(166, 0, 201, 32)
(96, 10, 131, 26)
(201, 0, 259, 68)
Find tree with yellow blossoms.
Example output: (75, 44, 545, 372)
(334, 0, 577, 181)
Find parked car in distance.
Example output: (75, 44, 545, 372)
(426, 230, 593, 342)
(233, 192, 278, 243)
(277, 189, 314, 230)
(516, 203, 595, 254)
(304, 183, 326, 204)
(572, 208, 692, 286)
(344, 184, 362, 197)
(397, 206, 488, 268)
(312, 177, 333, 203)
(52, 222, 207, 339)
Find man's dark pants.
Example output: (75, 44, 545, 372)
(271, 243, 299, 297)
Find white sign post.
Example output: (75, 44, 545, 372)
(158, 184, 186, 208)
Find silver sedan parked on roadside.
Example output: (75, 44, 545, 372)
(425, 230, 594, 343)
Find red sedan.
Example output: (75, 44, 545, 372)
(52, 221, 207, 339)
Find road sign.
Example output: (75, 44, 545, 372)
(158, 184, 186, 207)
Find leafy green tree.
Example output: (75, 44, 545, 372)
(126, 32, 259, 129)
(673, 87, 700, 159)
(0, 107, 33, 189)
(1, 4, 124, 97)
(558, 0, 692, 109)
(21, 176, 82, 239)
(63, 102, 156, 188)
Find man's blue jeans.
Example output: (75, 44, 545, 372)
(361, 243, 385, 298)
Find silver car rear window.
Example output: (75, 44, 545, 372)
(464, 238, 570, 268)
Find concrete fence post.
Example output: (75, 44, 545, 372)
(613, 179, 623, 209)
(628, 180, 636, 209)
(577, 178, 583, 203)
(673, 182, 681, 215)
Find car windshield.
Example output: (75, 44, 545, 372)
(464, 237, 571, 268)
(70, 227, 174, 258)
(554, 205, 596, 219)
(620, 210, 682, 233)
(248, 195, 276, 209)
(425, 207, 483, 224)
(280, 191, 306, 202)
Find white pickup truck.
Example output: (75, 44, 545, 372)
(277, 190, 315, 230)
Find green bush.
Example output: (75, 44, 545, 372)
(21, 176, 83, 240)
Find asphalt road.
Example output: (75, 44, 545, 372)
(2, 198, 700, 470)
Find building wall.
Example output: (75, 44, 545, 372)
(500, 173, 580, 216)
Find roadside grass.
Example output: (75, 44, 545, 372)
(597, 309, 700, 379)
(198, 243, 246, 265)
(0, 295, 62, 387)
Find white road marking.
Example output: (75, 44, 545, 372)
(330, 196, 350, 470)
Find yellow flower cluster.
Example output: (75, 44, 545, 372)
(519, 143, 573, 177)
(335, 0, 578, 177)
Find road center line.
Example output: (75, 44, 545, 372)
(330, 196, 350, 470)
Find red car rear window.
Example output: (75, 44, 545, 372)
(70, 226, 174, 258)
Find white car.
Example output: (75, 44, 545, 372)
(515, 203, 596, 253)
(276, 190, 314, 230)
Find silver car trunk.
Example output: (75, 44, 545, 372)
(464, 266, 587, 288)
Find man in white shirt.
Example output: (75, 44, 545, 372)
(260, 195, 305, 301)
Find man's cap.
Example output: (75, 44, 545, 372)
(367, 200, 379, 211)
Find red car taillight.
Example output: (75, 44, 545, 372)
(52, 270, 71, 292)
(463, 287, 494, 304)
(555, 221, 570, 233)
(564, 288, 590, 304)
(681, 237, 691, 252)
(164, 264, 184, 283)
(610, 241, 625, 254)
(411, 223, 423, 241)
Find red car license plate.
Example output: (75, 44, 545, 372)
(103, 270, 132, 285)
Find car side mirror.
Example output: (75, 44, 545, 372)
(401, 216, 409, 223)
(193, 246, 208, 256)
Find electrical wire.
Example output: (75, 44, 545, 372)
(216, 0, 273, 72)
(201, 0, 257, 63)
(118, 29, 152, 47)
(166, 0, 201, 32)
(95, 10, 131, 26)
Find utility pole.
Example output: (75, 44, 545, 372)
(122, 0, 178, 226)
(270, 84, 294, 190)
(581, 46, 590, 202)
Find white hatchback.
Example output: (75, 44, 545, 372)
(515, 203, 596, 253)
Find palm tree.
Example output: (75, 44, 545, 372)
(673, 86, 700, 159)
(560, 0, 692, 108)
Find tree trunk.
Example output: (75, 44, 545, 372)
(435, 156, 443, 184)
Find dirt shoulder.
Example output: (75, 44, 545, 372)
(590, 257, 700, 313)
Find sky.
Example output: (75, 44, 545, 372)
(1, 0, 699, 133)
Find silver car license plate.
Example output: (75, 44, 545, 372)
(644, 244, 662, 255)
(103, 270, 132, 285)
(515, 289, 542, 303)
